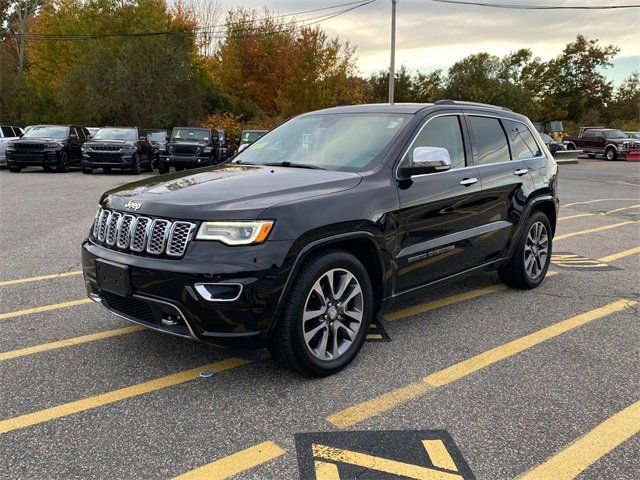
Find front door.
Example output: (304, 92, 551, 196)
(395, 113, 485, 293)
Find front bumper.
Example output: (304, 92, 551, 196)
(82, 239, 293, 350)
(7, 150, 60, 166)
(159, 154, 211, 167)
(82, 152, 135, 168)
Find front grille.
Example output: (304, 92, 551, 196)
(92, 208, 196, 258)
(14, 143, 45, 151)
(92, 144, 121, 151)
(172, 144, 200, 155)
(89, 154, 124, 163)
(101, 292, 155, 323)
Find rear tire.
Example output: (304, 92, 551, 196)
(498, 210, 552, 289)
(269, 250, 373, 377)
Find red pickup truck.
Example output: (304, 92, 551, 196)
(564, 127, 640, 160)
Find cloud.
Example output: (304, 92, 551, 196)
(217, 0, 640, 80)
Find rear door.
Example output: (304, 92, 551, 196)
(467, 114, 536, 263)
(395, 112, 485, 293)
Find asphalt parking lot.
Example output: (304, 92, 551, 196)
(1, 159, 638, 480)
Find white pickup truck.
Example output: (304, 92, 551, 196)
(0, 125, 24, 167)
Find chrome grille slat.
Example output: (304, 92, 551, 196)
(91, 208, 194, 258)
(116, 215, 135, 249)
(106, 212, 122, 246)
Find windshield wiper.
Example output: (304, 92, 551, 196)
(263, 161, 326, 170)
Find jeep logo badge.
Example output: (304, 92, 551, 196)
(124, 200, 142, 211)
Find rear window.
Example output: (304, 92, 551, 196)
(503, 120, 542, 159)
(469, 116, 510, 165)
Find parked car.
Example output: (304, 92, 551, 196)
(146, 130, 169, 168)
(540, 133, 566, 156)
(624, 131, 640, 140)
(564, 127, 640, 160)
(0, 125, 24, 168)
(82, 101, 558, 376)
(236, 129, 268, 154)
(6, 124, 89, 172)
(81, 127, 154, 174)
(158, 127, 228, 174)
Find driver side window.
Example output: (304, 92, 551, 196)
(401, 115, 466, 170)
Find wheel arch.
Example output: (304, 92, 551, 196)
(272, 232, 388, 331)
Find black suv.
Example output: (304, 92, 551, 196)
(145, 130, 169, 168)
(158, 127, 228, 174)
(6, 124, 89, 172)
(81, 127, 154, 174)
(82, 102, 558, 376)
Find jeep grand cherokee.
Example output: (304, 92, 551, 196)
(82, 101, 558, 376)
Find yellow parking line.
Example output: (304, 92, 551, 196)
(557, 213, 596, 221)
(172, 441, 285, 480)
(563, 198, 638, 208)
(518, 400, 640, 480)
(0, 298, 92, 321)
(0, 326, 145, 362)
(327, 299, 636, 428)
(605, 203, 640, 214)
(0, 357, 250, 435)
(598, 246, 640, 264)
(0, 270, 83, 287)
(554, 221, 636, 241)
(385, 271, 557, 322)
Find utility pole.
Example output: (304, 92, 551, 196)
(389, 0, 397, 104)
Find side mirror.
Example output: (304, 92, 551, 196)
(399, 146, 451, 178)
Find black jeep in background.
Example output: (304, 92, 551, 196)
(6, 125, 89, 173)
(158, 127, 228, 174)
(81, 127, 154, 174)
(146, 130, 169, 169)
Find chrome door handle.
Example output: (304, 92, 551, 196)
(513, 168, 529, 176)
(459, 177, 478, 186)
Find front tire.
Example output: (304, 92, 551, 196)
(158, 162, 170, 174)
(56, 151, 70, 173)
(499, 210, 552, 289)
(270, 250, 373, 377)
(8, 165, 21, 173)
(605, 147, 618, 161)
(130, 153, 141, 175)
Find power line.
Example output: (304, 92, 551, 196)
(429, 0, 640, 9)
(3, 0, 376, 41)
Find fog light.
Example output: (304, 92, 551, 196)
(194, 283, 243, 302)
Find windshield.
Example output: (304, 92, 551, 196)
(172, 128, 209, 142)
(235, 114, 410, 171)
(94, 128, 137, 141)
(604, 129, 626, 139)
(242, 131, 267, 144)
(23, 126, 68, 139)
(147, 131, 167, 142)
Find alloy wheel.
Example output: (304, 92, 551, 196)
(302, 268, 364, 361)
(524, 221, 549, 279)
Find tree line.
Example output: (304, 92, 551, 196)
(1, 0, 638, 140)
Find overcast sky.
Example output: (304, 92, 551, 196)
(218, 0, 639, 84)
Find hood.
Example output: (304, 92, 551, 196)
(168, 140, 207, 146)
(101, 164, 362, 220)
(86, 139, 135, 145)
(13, 137, 63, 143)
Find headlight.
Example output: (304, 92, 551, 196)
(196, 221, 274, 245)
(121, 144, 136, 152)
(45, 142, 63, 148)
(6, 144, 15, 151)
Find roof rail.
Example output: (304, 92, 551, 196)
(435, 99, 512, 112)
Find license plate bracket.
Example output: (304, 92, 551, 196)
(95, 259, 132, 297)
